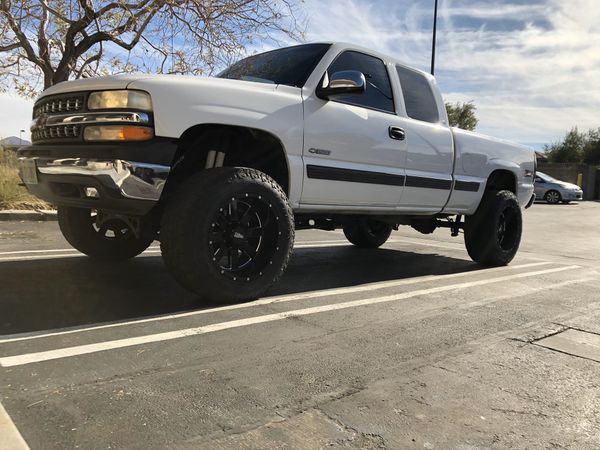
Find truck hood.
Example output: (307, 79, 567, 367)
(40, 74, 160, 97)
(41, 74, 289, 97)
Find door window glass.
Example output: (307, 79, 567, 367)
(326, 51, 394, 113)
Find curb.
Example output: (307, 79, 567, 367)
(0, 209, 57, 222)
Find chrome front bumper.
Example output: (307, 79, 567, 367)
(32, 158, 169, 201)
(19, 157, 170, 215)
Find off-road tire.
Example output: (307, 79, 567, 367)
(464, 190, 522, 266)
(160, 167, 294, 303)
(343, 220, 392, 248)
(58, 206, 152, 261)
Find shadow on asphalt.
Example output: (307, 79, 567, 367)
(0, 245, 477, 335)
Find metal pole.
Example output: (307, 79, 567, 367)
(431, 0, 438, 75)
(19, 129, 24, 145)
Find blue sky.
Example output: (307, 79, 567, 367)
(1, 0, 599, 149)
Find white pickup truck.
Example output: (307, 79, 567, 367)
(19, 42, 536, 302)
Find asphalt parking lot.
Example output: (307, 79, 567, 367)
(1, 202, 600, 449)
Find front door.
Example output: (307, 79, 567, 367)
(300, 50, 407, 207)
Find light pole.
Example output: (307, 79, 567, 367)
(19, 129, 25, 145)
(430, 0, 438, 75)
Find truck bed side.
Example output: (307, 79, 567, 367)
(444, 127, 535, 214)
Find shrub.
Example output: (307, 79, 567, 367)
(0, 147, 50, 210)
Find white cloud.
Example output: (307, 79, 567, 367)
(304, 0, 600, 145)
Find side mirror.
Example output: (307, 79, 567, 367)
(316, 70, 366, 99)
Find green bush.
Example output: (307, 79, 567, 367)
(544, 127, 600, 165)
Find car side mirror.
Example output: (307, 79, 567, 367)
(316, 70, 366, 99)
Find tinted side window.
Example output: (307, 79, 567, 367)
(327, 51, 394, 113)
(395, 65, 439, 123)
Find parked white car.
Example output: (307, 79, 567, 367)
(18, 42, 536, 302)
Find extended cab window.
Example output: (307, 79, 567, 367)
(326, 51, 394, 113)
(395, 65, 439, 123)
(218, 43, 331, 88)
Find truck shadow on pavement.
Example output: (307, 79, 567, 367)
(0, 246, 478, 336)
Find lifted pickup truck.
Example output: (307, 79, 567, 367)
(19, 42, 536, 302)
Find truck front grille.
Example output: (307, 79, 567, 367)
(33, 95, 85, 118)
(32, 93, 88, 143)
(31, 125, 81, 142)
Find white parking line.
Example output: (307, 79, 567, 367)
(0, 262, 551, 344)
(0, 246, 161, 256)
(0, 240, 354, 262)
(0, 236, 466, 262)
(0, 402, 29, 450)
(0, 249, 162, 262)
(0, 265, 579, 367)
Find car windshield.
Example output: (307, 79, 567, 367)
(217, 43, 331, 88)
(537, 172, 560, 182)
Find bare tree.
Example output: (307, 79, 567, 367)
(0, 0, 304, 97)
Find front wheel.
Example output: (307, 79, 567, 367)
(160, 168, 294, 303)
(343, 220, 392, 248)
(545, 190, 561, 204)
(464, 190, 522, 266)
(57, 206, 153, 261)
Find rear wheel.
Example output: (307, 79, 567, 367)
(545, 190, 561, 204)
(160, 167, 294, 303)
(57, 206, 153, 261)
(343, 220, 392, 248)
(464, 190, 522, 266)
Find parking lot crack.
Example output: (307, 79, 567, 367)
(491, 407, 552, 419)
(314, 407, 387, 449)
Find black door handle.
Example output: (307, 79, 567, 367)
(389, 126, 405, 141)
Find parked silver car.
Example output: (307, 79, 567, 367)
(534, 171, 583, 204)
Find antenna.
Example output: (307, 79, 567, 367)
(430, 0, 438, 75)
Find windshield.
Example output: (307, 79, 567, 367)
(537, 171, 560, 182)
(217, 43, 331, 88)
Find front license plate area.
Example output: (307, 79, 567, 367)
(19, 159, 38, 185)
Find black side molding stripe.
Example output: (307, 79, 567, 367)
(405, 176, 452, 190)
(454, 180, 480, 192)
(306, 165, 405, 186)
(306, 165, 478, 192)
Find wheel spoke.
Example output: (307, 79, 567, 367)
(230, 248, 241, 268)
(98, 223, 109, 237)
(237, 241, 258, 258)
(228, 199, 239, 221)
(244, 226, 264, 239)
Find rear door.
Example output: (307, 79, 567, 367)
(394, 65, 454, 211)
(300, 51, 408, 207)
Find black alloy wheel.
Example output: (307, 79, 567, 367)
(160, 167, 294, 303)
(57, 206, 153, 261)
(496, 207, 519, 252)
(464, 190, 522, 266)
(209, 194, 279, 281)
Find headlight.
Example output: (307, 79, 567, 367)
(87, 90, 152, 110)
(83, 125, 153, 141)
